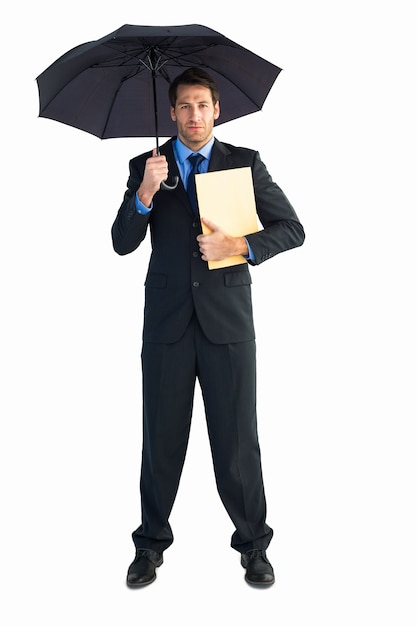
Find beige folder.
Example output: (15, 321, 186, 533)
(195, 166, 260, 270)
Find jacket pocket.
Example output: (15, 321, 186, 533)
(144, 273, 167, 289)
(224, 269, 252, 287)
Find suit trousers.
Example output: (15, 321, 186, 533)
(132, 314, 273, 554)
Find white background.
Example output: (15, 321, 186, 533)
(1, 1, 416, 624)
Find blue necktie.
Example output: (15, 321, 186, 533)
(186, 153, 205, 213)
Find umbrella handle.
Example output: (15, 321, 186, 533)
(160, 176, 179, 191)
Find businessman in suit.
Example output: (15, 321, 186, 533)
(111, 68, 305, 587)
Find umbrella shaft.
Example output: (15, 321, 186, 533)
(151, 68, 160, 154)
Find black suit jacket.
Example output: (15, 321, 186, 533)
(111, 137, 305, 344)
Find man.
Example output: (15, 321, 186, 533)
(111, 67, 304, 587)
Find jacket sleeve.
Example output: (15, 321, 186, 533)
(245, 151, 305, 265)
(111, 157, 151, 256)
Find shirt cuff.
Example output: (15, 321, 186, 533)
(135, 192, 152, 214)
(243, 237, 255, 261)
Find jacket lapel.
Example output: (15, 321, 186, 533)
(208, 139, 232, 172)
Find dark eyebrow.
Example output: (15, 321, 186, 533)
(177, 100, 211, 105)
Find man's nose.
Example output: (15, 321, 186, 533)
(190, 106, 201, 119)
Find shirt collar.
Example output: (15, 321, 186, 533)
(174, 136, 215, 165)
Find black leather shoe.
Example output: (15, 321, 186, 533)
(241, 549, 275, 586)
(126, 549, 163, 587)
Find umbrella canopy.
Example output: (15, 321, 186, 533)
(36, 24, 282, 143)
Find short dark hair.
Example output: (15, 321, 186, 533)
(168, 67, 220, 107)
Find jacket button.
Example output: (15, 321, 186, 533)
(193, 281, 200, 288)
(193, 251, 198, 257)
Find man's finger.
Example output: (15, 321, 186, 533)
(201, 217, 219, 231)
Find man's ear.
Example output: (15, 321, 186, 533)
(170, 106, 176, 122)
(214, 101, 220, 120)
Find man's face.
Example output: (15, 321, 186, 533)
(170, 84, 220, 150)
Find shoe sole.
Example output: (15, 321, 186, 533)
(244, 574, 275, 586)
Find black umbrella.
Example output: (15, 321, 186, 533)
(36, 23, 282, 188)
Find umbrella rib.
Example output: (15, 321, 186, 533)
(212, 64, 275, 110)
(101, 83, 124, 138)
(97, 41, 217, 74)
